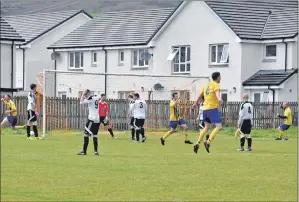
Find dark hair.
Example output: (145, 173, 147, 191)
(134, 93, 140, 98)
(172, 92, 178, 98)
(101, 94, 106, 97)
(211, 72, 221, 81)
(128, 95, 133, 99)
(5, 94, 11, 98)
(30, 83, 37, 90)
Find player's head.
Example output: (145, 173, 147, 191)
(3, 94, 11, 101)
(127, 95, 133, 101)
(133, 93, 140, 100)
(172, 92, 178, 100)
(211, 72, 221, 83)
(242, 93, 249, 101)
(101, 94, 106, 101)
(30, 83, 37, 92)
(84, 89, 91, 97)
(282, 102, 289, 109)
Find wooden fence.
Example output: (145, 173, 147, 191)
(0, 97, 298, 131)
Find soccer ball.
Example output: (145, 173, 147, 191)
(30, 131, 35, 136)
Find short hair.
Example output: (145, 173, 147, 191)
(128, 95, 133, 99)
(134, 93, 140, 98)
(172, 92, 178, 98)
(30, 83, 37, 90)
(101, 94, 106, 97)
(211, 72, 221, 81)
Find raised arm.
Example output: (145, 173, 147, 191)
(80, 90, 91, 104)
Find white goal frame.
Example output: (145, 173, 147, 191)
(41, 69, 210, 137)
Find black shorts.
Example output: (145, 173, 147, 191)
(199, 120, 205, 129)
(130, 117, 135, 127)
(134, 118, 145, 128)
(100, 116, 109, 126)
(240, 119, 252, 134)
(27, 110, 37, 122)
(84, 120, 100, 136)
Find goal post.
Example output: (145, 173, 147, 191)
(40, 69, 210, 136)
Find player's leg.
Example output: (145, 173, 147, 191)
(160, 122, 177, 145)
(141, 119, 147, 142)
(92, 123, 100, 155)
(193, 121, 210, 153)
(78, 120, 92, 155)
(180, 120, 192, 144)
(0, 117, 9, 133)
(130, 117, 135, 140)
(204, 109, 222, 153)
(245, 134, 252, 151)
(238, 131, 246, 151)
(105, 118, 114, 138)
(276, 124, 289, 140)
(134, 119, 141, 142)
(26, 110, 34, 139)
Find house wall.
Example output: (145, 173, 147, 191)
(19, 13, 91, 95)
(15, 48, 23, 88)
(0, 43, 16, 90)
(278, 75, 298, 102)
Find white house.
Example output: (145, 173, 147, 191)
(3, 10, 92, 95)
(0, 17, 25, 94)
(47, 1, 298, 102)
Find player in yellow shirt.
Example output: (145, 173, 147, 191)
(275, 102, 292, 140)
(1, 95, 18, 131)
(192, 72, 222, 153)
(160, 92, 193, 145)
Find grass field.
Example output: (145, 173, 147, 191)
(1, 128, 298, 201)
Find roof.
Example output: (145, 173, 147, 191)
(242, 69, 298, 86)
(48, 7, 178, 49)
(3, 10, 92, 45)
(0, 17, 24, 41)
(205, 0, 298, 40)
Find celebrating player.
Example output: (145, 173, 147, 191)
(77, 89, 100, 156)
(98, 94, 115, 138)
(193, 72, 222, 153)
(131, 93, 147, 143)
(27, 84, 41, 140)
(196, 101, 209, 140)
(160, 92, 193, 146)
(127, 95, 136, 140)
(1, 95, 18, 131)
(237, 93, 253, 151)
(276, 102, 292, 141)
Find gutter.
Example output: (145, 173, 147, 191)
(268, 86, 275, 128)
(47, 43, 147, 50)
(53, 49, 57, 96)
(11, 41, 15, 95)
(283, 39, 288, 71)
(19, 45, 26, 90)
(103, 47, 107, 95)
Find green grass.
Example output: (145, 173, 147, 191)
(1, 128, 298, 201)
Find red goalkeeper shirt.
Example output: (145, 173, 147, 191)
(98, 101, 109, 117)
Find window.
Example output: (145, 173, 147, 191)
(168, 46, 191, 73)
(69, 52, 84, 68)
(265, 45, 277, 58)
(118, 91, 134, 99)
(58, 92, 67, 99)
(210, 44, 229, 64)
(221, 93, 228, 102)
(171, 90, 190, 101)
(92, 52, 97, 63)
(119, 50, 124, 64)
(261, 92, 269, 102)
(133, 49, 149, 67)
(254, 93, 261, 102)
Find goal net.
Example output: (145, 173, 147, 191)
(40, 70, 210, 136)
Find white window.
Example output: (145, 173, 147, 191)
(119, 50, 124, 65)
(118, 91, 134, 99)
(221, 92, 228, 102)
(69, 52, 84, 68)
(254, 93, 261, 102)
(265, 45, 277, 59)
(261, 92, 269, 102)
(133, 49, 149, 67)
(171, 90, 190, 101)
(168, 46, 191, 73)
(58, 92, 67, 99)
(92, 52, 97, 63)
(210, 44, 229, 64)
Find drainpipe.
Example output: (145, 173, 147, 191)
(53, 49, 57, 96)
(268, 86, 275, 128)
(11, 41, 15, 96)
(19, 45, 26, 90)
(103, 47, 107, 95)
(282, 38, 288, 71)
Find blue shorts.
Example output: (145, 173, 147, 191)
(169, 119, 186, 129)
(280, 124, 290, 131)
(202, 109, 221, 124)
(7, 116, 18, 127)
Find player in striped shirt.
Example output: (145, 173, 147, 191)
(98, 94, 115, 138)
(127, 95, 136, 140)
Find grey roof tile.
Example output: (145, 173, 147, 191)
(3, 10, 90, 44)
(0, 17, 24, 41)
(205, 0, 298, 39)
(49, 7, 177, 49)
(242, 69, 298, 86)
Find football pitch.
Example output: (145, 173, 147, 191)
(1, 128, 298, 201)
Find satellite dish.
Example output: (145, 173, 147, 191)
(140, 51, 152, 61)
(51, 52, 61, 60)
(154, 83, 164, 91)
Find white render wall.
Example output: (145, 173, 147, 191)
(0, 43, 16, 89)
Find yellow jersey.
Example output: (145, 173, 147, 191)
(284, 107, 292, 125)
(201, 81, 220, 110)
(4, 100, 17, 116)
(169, 100, 180, 121)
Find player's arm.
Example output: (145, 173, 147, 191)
(169, 100, 178, 107)
(80, 90, 91, 104)
(128, 103, 134, 116)
(237, 105, 245, 127)
(277, 110, 287, 119)
(214, 83, 221, 102)
(6, 103, 17, 114)
(193, 91, 204, 108)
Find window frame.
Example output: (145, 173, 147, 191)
(261, 91, 269, 102)
(209, 44, 229, 65)
(220, 92, 228, 102)
(58, 91, 67, 99)
(132, 49, 149, 68)
(253, 93, 261, 102)
(119, 50, 125, 65)
(264, 44, 277, 59)
(69, 52, 84, 69)
(171, 90, 190, 101)
(170, 46, 191, 74)
(92, 51, 97, 64)
(118, 91, 134, 99)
